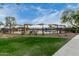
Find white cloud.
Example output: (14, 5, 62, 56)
(0, 9, 17, 24)
(0, 4, 59, 25)
(1, 3, 79, 25)
(0, 4, 19, 24)
(32, 10, 61, 24)
(66, 4, 79, 10)
(30, 6, 57, 16)
(16, 19, 32, 24)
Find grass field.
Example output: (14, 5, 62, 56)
(0, 36, 69, 56)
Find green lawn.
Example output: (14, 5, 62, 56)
(0, 37, 69, 56)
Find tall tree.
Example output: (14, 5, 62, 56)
(5, 16, 16, 34)
(61, 9, 79, 33)
(61, 9, 75, 26)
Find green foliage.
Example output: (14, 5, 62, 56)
(61, 9, 79, 27)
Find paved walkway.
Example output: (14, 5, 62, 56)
(54, 34, 79, 56)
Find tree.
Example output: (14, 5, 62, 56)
(0, 21, 4, 31)
(5, 16, 16, 34)
(61, 9, 79, 33)
(0, 21, 4, 25)
(61, 9, 74, 26)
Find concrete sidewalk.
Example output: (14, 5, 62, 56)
(54, 34, 79, 56)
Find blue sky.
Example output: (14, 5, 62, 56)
(0, 3, 79, 24)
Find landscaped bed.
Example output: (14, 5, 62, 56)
(0, 37, 69, 56)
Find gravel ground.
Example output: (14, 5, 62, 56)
(0, 32, 77, 39)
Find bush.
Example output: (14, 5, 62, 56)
(64, 27, 79, 33)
